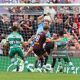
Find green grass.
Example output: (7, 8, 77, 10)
(0, 72, 80, 80)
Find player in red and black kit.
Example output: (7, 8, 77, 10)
(25, 26, 49, 68)
(42, 39, 54, 66)
(33, 32, 47, 69)
(33, 32, 46, 56)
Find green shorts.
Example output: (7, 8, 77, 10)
(57, 49, 70, 63)
(9, 47, 24, 58)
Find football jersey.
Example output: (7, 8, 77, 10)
(6, 32, 24, 48)
(35, 32, 46, 47)
(55, 37, 69, 49)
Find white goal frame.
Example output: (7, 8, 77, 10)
(0, 3, 80, 7)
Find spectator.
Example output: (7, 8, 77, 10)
(0, 16, 4, 34)
(50, 16, 64, 35)
(0, 34, 8, 56)
(76, 14, 80, 36)
(1, 14, 11, 34)
(0, 43, 3, 55)
(20, 0, 29, 3)
(72, 0, 80, 3)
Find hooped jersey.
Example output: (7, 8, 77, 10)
(55, 37, 69, 49)
(6, 32, 24, 48)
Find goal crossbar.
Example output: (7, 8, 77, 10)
(0, 3, 80, 7)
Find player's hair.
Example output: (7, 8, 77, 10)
(58, 31, 64, 37)
(12, 26, 19, 31)
(43, 26, 49, 31)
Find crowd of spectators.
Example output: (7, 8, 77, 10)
(0, 6, 80, 56)
(0, 0, 80, 3)
(0, 0, 80, 14)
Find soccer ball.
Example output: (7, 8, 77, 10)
(45, 64, 52, 72)
(26, 64, 34, 72)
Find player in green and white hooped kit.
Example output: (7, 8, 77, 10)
(6, 26, 25, 72)
(53, 31, 74, 73)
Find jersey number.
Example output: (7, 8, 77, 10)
(36, 35, 40, 42)
(13, 38, 16, 44)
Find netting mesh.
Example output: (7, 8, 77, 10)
(0, 6, 80, 73)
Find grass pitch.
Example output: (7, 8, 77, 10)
(0, 72, 80, 80)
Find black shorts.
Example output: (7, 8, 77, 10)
(33, 45, 45, 56)
(45, 42, 54, 54)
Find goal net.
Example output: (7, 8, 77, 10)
(0, 4, 80, 74)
